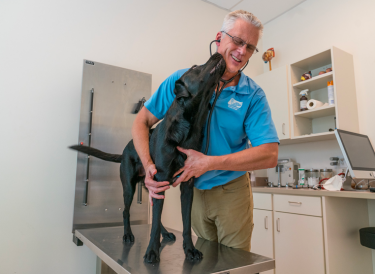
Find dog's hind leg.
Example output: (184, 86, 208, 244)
(161, 223, 176, 241)
(120, 157, 138, 243)
(144, 193, 165, 263)
(181, 179, 203, 260)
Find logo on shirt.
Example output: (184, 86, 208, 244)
(228, 98, 243, 110)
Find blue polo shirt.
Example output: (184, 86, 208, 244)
(145, 68, 279, 190)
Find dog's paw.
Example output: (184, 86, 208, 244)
(143, 249, 160, 264)
(162, 232, 176, 241)
(122, 232, 134, 243)
(184, 248, 203, 261)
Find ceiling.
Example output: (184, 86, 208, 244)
(203, 0, 306, 24)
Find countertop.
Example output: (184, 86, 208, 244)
(252, 186, 375, 200)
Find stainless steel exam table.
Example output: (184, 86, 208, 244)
(75, 224, 275, 274)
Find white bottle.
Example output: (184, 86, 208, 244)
(328, 81, 335, 105)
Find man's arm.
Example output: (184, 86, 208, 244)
(172, 143, 278, 187)
(131, 107, 170, 204)
(210, 142, 278, 171)
(132, 107, 159, 169)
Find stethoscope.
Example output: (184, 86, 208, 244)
(203, 39, 249, 154)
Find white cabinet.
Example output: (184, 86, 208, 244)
(252, 192, 374, 274)
(252, 66, 290, 140)
(274, 211, 325, 274)
(252, 209, 274, 274)
(252, 193, 274, 274)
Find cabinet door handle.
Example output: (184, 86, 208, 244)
(276, 218, 280, 232)
(288, 201, 302, 205)
(265, 216, 268, 229)
(83, 88, 94, 206)
(282, 123, 285, 135)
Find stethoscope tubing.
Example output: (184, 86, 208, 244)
(203, 40, 248, 155)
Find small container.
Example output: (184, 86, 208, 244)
(305, 169, 320, 187)
(320, 169, 333, 180)
(328, 80, 334, 105)
(352, 178, 369, 190)
(298, 168, 305, 186)
(299, 89, 309, 111)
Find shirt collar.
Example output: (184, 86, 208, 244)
(222, 71, 251, 95)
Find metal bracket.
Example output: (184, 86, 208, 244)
(73, 234, 83, 246)
(133, 97, 146, 114)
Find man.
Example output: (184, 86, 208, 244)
(131, 10, 279, 252)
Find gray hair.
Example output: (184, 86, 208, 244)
(220, 10, 263, 38)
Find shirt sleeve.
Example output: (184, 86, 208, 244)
(244, 88, 280, 147)
(144, 69, 187, 120)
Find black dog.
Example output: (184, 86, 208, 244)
(70, 53, 226, 263)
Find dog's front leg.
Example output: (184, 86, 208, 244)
(144, 194, 165, 263)
(181, 179, 203, 261)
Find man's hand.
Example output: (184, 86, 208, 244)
(144, 164, 170, 206)
(172, 146, 211, 187)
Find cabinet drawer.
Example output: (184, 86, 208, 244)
(253, 193, 272, 210)
(274, 194, 322, 216)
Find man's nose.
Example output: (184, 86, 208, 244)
(237, 44, 246, 55)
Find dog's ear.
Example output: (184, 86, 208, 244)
(174, 80, 190, 100)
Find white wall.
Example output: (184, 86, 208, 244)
(0, 1, 229, 273)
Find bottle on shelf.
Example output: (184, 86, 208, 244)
(328, 80, 335, 105)
(299, 89, 309, 111)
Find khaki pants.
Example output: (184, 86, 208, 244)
(192, 173, 254, 252)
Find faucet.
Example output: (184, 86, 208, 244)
(277, 164, 284, 187)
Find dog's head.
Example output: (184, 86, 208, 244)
(173, 53, 226, 105)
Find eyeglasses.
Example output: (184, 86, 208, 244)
(221, 31, 259, 54)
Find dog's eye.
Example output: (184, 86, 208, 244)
(192, 65, 197, 70)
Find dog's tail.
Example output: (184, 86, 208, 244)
(69, 145, 122, 163)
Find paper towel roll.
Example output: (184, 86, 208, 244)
(307, 99, 324, 110)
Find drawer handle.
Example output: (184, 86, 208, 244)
(288, 201, 302, 205)
(265, 216, 268, 229)
(276, 218, 280, 232)
(282, 123, 285, 135)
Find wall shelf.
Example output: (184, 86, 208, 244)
(280, 131, 336, 145)
(287, 46, 359, 143)
(293, 71, 333, 91)
(294, 105, 335, 119)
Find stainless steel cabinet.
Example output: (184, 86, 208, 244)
(72, 60, 151, 232)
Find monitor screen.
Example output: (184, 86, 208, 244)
(337, 130, 375, 171)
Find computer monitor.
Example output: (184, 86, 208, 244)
(335, 129, 375, 179)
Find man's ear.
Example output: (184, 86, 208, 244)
(216, 32, 222, 46)
(174, 80, 190, 100)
